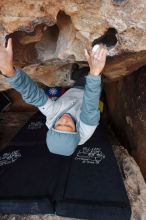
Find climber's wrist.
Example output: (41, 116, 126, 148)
(1, 66, 16, 77)
(90, 69, 101, 76)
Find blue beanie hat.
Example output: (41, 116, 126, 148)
(46, 128, 80, 156)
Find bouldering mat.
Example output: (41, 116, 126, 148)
(0, 112, 131, 219)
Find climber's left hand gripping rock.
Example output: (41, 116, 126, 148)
(0, 38, 15, 77)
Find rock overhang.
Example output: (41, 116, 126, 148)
(1, 0, 146, 90)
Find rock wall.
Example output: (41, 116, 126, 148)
(104, 66, 146, 180)
(1, 0, 146, 90)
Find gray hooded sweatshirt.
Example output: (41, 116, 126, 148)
(6, 68, 101, 155)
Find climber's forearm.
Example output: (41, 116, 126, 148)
(5, 68, 48, 107)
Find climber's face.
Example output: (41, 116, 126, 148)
(54, 113, 76, 132)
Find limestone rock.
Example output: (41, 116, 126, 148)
(104, 65, 146, 181)
(113, 145, 146, 220)
(0, 60, 74, 91)
(1, 0, 146, 91)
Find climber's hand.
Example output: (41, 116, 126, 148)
(84, 44, 107, 76)
(0, 38, 15, 77)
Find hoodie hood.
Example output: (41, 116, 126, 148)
(46, 127, 80, 156)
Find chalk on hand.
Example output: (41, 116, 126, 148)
(92, 44, 100, 52)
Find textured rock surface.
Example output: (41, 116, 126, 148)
(1, 0, 146, 90)
(0, 60, 74, 91)
(113, 145, 146, 220)
(104, 66, 146, 180)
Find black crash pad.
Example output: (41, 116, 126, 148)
(56, 127, 131, 219)
(0, 112, 131, 219)
(10, 112, 47, 146)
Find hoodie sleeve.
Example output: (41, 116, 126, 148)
(78, 74, 101, 145)
(80, 74, 101, 125)
(6, 68, 49, 107)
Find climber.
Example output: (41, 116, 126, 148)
(0, 38, 107, 156)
